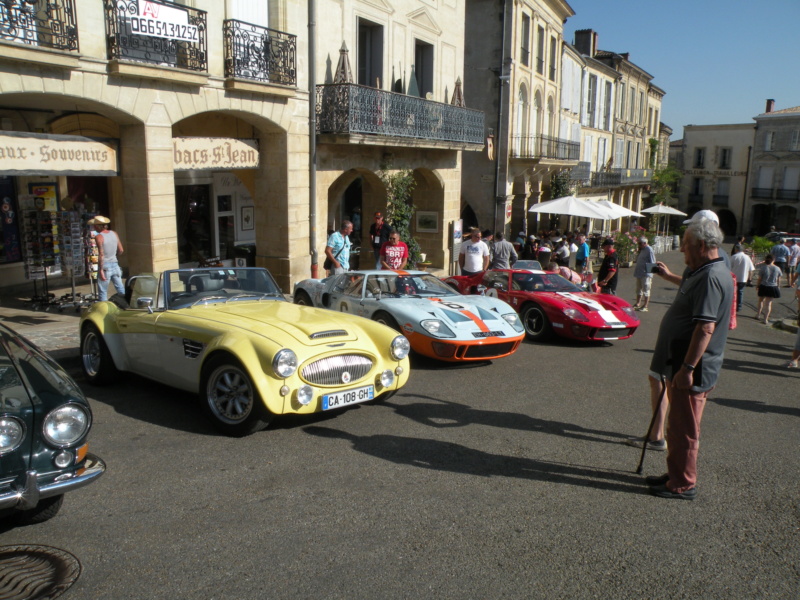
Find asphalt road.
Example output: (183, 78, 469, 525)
(1, 251, 798, 599)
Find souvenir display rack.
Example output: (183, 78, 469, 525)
(53, 212, 95, 312)
(22, 210, 61, 310)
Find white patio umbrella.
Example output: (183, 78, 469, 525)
(641, 204, 687, 252)
(528, 195, 611, 220)
(593, 199, 644, 219)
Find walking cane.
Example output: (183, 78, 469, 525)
(635, 374, 667, 474)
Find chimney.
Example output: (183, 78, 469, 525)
(574, 29, 596, 57)
(765, 99, 775, 113)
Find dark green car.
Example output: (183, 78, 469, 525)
(0, 323, 105, 525)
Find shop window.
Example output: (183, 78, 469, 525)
(0, 177, 21, 264)
(176, 184, 212, 264)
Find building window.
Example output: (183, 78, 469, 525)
(791, 130, 800, 151)
(586, 75, 597, 127)
(638, 91, 644, 125)
(719, 147, 732, 169)
(357, 18, 383, 88)
(694, 147, 705, 168)
(714, 178, 730, 206)
(765, 131, 775, 151)
(536, 26, 545, 75)
(414, 39, 434, 98)
(691, 177, 703, 195)
(548, 36, 557, 81)
(520, 14, 530, 67)
(629, 86, 636, 123)
(0, 177, 21, 264)
(618, 85, 626, 120)
(614, 139, 624, 167)
(603, 81, 612, 130)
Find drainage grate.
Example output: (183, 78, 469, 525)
(0, 545, 81, 600)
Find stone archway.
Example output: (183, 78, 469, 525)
(717, 209, 737, 237)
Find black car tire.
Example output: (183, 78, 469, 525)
(521, 303, 553, 341)
(80, 323, 119, 385)
(12, 495, 64, 525)
(200, 354, 272, 437)
(293, 290, 312, 306)
(373, 311, 400, 332)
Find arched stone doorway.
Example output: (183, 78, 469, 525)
(411, 168, 445, 266)
(717, 209, 737, 237)
(172, 111, 287, 273)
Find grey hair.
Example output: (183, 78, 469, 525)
(340, 220, 353, 231)
(686, 219, 724, 249)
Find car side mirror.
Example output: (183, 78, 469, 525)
(137, 297, 154, 313)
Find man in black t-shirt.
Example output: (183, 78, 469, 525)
(368, 212, 391, 270)
(597, 238, 619, 295)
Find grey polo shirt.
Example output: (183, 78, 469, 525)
(650, 258, 733, 392)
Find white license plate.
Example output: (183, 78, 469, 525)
(322, 385, 375, 410)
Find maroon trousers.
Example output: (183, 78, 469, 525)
(665, 384, 709, 493)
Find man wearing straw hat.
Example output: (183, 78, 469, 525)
(89, 215, 125, 301)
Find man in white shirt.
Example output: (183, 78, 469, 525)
(787, 238, 800, 287)
(730, 246, 755, 313)
(459, 229, 490, 276)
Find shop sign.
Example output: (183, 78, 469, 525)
(129, 1, 199, 43)
(0, 132, 118, 176)
(173, 138, 260, 171)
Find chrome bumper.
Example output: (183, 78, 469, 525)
(0, 454, 106, 511)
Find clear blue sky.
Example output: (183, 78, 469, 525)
(564, 0, 800, 139)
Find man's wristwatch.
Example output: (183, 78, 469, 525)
(682, 362, 695, 371)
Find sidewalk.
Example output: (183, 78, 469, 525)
(0, 282, 92, 361)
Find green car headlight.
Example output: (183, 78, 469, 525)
(272, 349, 298, 378)
(43, 404, 90, 447)
(391, 336, 411, 360)
(0, 417, 25, 454)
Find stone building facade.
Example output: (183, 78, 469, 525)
(0, 0, 481, 293)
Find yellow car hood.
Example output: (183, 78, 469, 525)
(179, 301, 362, 346)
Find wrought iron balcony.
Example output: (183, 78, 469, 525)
(776, 189, 800, 201)
(616, 168, 652, 185)
(569, 161, 591, 183)
(510, 135, 580, 161)
(104, 0, 207, 72)
(590, 171, 621, 187)
(223, 19, 296, 86)
(751, 187, 773, 199)
(712, 194, 729, 207)
(0, 0, 78, 51)
(316, 83, 485, 145)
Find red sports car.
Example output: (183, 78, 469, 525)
(443, 269, 640, 342)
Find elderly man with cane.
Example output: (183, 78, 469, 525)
(635, 218, 733, 500)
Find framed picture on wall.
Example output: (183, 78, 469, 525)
(241, 206, 254, 231)
(416, 211, 438, 233)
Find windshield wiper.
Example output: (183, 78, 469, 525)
(191, 295, 228, 306)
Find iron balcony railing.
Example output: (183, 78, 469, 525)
(589, 168, 653, 188)
(751, 187, 773, 199)
(591, 171, 621, 187)
(0, 0, 78, 51)
(712, 194, 729, 207)
(776, 189, 800, 201)
(316, 83, 485, 145)
(104, 0, 207, 72)
(569, 161, 591, 183)
(223, 19, 296, 86)
(510, 135, 580, 160)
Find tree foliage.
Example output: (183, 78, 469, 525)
(378, 163, 421, 266)
(550, 170, 574, 200)
(649, 164, 682, 206)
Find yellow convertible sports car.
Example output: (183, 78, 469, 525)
(79, 267, 411, 436)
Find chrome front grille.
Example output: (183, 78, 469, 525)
(310, 330, 348, 339)
(301, 355, 373, 386)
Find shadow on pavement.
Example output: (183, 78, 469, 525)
(381, 394, 629, 445)
(710, 397, 800, 418)
(303, 426, 646, 495)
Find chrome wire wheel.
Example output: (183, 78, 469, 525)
(81, 330, 101, 378)
(206, 364, 255, 425)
